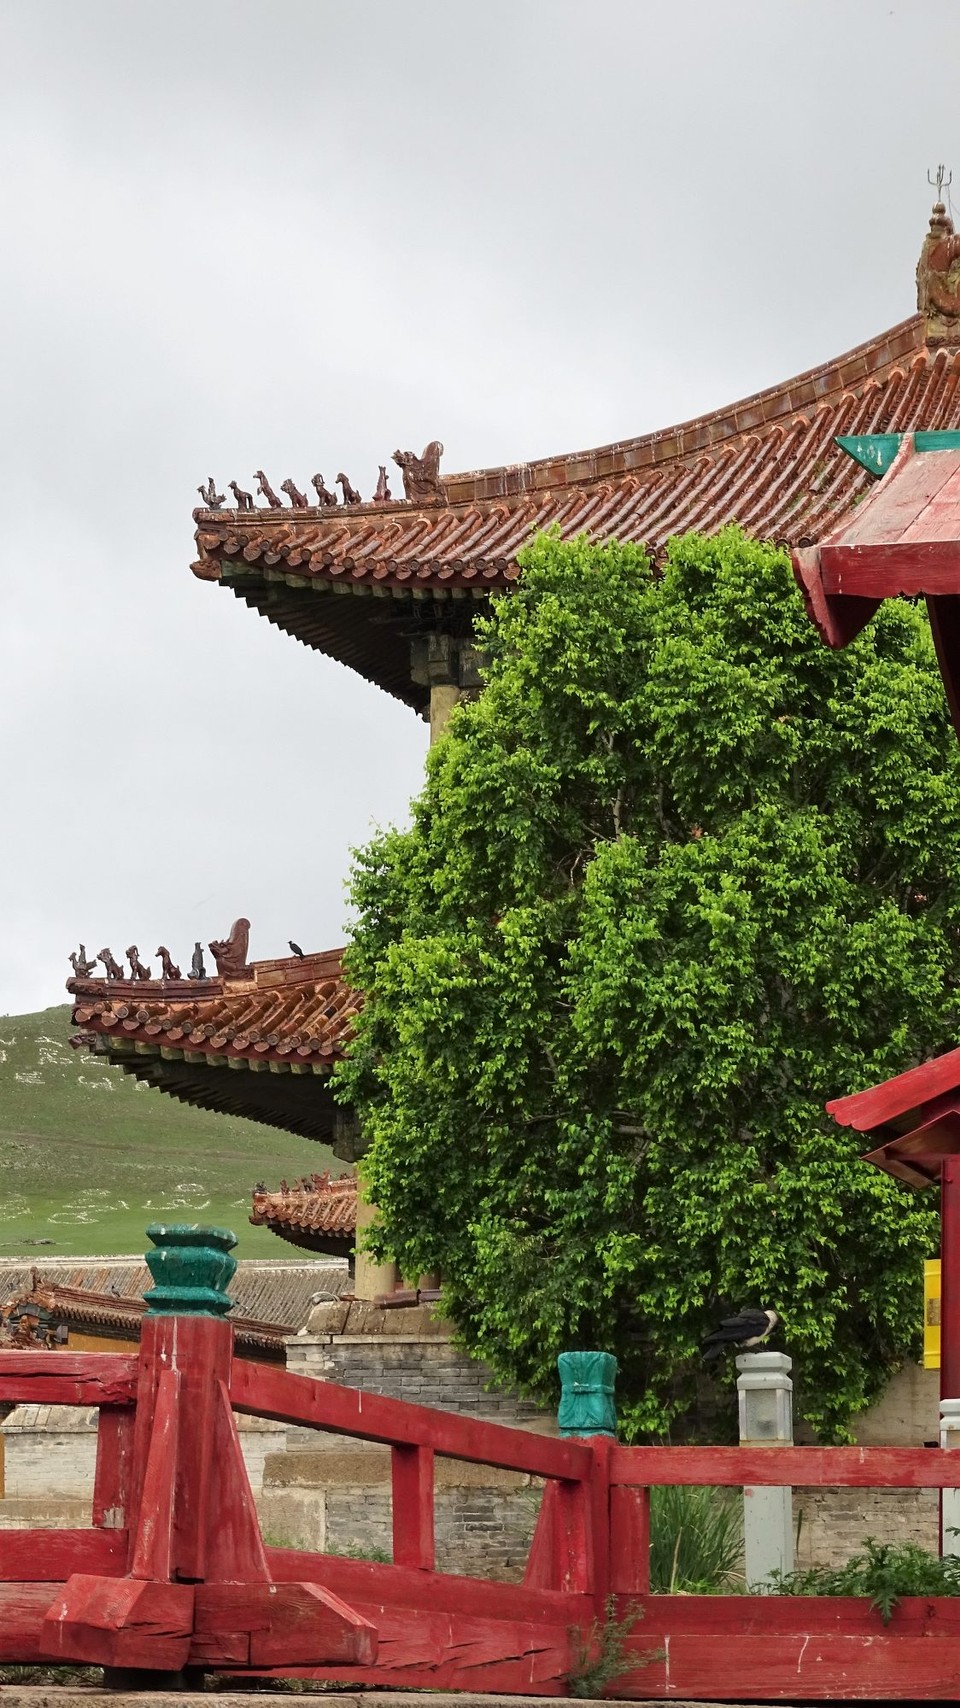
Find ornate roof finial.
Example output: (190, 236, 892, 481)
(918, 171, 960, 346)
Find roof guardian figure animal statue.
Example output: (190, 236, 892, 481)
(188, 942, 207, 980)
(392, 441, 444, 503)
(254, 471, 283, 509)
(126, 946, 152, 981)
(208, 917, 252, 977)
(281, 478, 309, 509)
(98, 948, 125, 981)
(156, 946, 181, 981)
(374, 464, 393, 502)
(336, 472, 362, 506)
(701, 1308, 779, 1364)
(229, 481, 254, 511)
(197, 477, 225, 509)
(311, 473, 338, 507)
(69, 945, 97, 979)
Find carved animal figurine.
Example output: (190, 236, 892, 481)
(336, 472, 362, 505)
(69, 944, 97, 979)
(208, 917, 251, 978)
(229, 481, 254, 511)
(392, 441, 445, 503)
(188, 942, 207, 980)
(281, 478, 309, 509)
(156, 946, 181, 981)
(98, 948, 125, 980)
(127, 946, 152, 981)
(254, 470, 283, 509)
(311, 473, 338, 507)
(374, 464, 392, 502)
(197, 476, 225, 509)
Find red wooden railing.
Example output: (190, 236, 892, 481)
(3, 1323, 960, 1698)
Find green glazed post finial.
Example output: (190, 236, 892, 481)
(144, 1223, 238, 1318)
(557, 1350, 618, 1438)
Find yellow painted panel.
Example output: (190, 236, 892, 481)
(925, 1258, 941, 1370)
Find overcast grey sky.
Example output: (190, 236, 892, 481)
(2, 0, 958, 1017)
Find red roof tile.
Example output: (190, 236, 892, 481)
(190, 318, 960, 705)
(250, 1172, 357, 1257)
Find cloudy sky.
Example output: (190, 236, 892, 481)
(1, 0, 958, 1017)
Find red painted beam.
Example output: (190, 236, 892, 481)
(0, 1530, 127, 1583)
(230, 1360, 593, 1481)
(610, 1444, 960, 1487)
(0, 1352, 137, 1407)
(821, 540, 960, 596)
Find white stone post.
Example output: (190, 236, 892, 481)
(940, 1398, 960, 1556)
(737, 1350, 794, 1591)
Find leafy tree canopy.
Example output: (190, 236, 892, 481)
(337, 528, 960, 1438)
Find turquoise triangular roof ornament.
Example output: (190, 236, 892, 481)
(836, 431, 960, 479)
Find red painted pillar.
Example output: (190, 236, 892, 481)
(941, 1158, 960, 1400)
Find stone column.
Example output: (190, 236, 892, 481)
(353, 1187, 397, 1301)
(737, 1350, 794, 1590)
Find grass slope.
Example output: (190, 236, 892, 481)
(0, 1007, 336, 1258)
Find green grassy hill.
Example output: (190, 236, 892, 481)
(0, 1007, 336, 1258)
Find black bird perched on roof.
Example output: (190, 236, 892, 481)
(288, 940, 305, 958)
(701, 1308, 778, 1364)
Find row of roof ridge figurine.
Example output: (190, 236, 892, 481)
(197, 442, 445, 513)
(68, 917, 259, 985)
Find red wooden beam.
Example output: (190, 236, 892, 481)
(391, 1443, 435, 1570)
(611, 1443, 960, 1487)
(821, 540, 960, 596)
(230, 1360, 593, 1481)
(0, 1352, 137, 1407)
(0, 1530, 127, 1583)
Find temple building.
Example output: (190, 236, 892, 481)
(68, 201, 960, 1300)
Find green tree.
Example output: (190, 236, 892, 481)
(337, 528, 960, 1438)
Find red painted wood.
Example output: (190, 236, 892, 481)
(550, 1480, 591, 1596)
(129, 1366, 180, 1582)
(523, 1483, 559, 1591)
(192, 1582, 377, 1667)
(264, 1544, 590, 1626)
(791, 547, 879, 650)
(610, 1443, 960, 1487)
(832, 437, 949, 549)
(927, 595, 960, 743)
(822, 540, 960, 596)
(0, 1530, 127, 1583)
(587, 1435, 611, 1613)
(828, 1051, 960, 1133)
(0, 1352, 137, 1407)
(943, 1155, 960, 1402)
(202, 1377, 270, 1583)
(391, 1443, 435, 1570)
(230, 1360, 593, 1482)
(0, 1585, 61, 1662)
(92, 1406, 136, 1531)
(609, 1484, 650, 1595)
(40, 1574, 194, 1671)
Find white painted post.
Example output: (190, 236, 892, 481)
(940, 1398, 960, 1556)
(737, 1350, 794, 1591)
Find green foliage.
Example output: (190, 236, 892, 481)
(338, 527, 960, 1438)
(770, 1538, 960, 1622)
(0, 1007, 332, 1256)
(566, 1596, 658, 1697)
(649, 1484, 743, 1592)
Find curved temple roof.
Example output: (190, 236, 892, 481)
(250, 1172, 358, 1258)
(191, 314, 960, 706)
(69, 948, 357, 1147)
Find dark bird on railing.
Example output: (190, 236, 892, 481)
(288, 940, 305, 958)
(701, 1308, 778, 1364)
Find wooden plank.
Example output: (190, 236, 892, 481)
(129, 1366, 180, 1581)
(831, 438, 952, 548)
(523, 1483, 559, 1591)
(827, 1050, 960, 1132)
(588, 1434, 611, 1612)
(616, 1627, 960, 1700)
(903, 459, 960, 542)
(264, 1543, 590, 1626)
(0, 1585, 60, 1662)
(609, 1484, 650, 1595)
(92, 1406, 136, 1531)
(0, 1352, 137, 1407)
(231, 1360, 593, 1482)
(40, 1574, 194, 1671)
(201, 1377, 270, 1583)
(391, 1443, 435, 1570)
(610, 1443, 960, 1487)
(821, 539, 960, 596)
(0, 1529, 127, 1583)
(192, 1581, 377, 1668)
